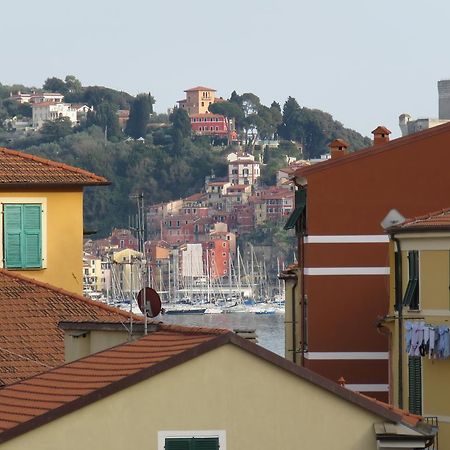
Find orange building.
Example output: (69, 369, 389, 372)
(285, 124, 450, 402)
(177, 86, 234, 138)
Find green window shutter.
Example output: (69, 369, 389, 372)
(165, 437, 219, 450)
(3, 204, 42, 269)
(284, 189, 306, 230)
(165, 438, 192, 450)
(23, 204, 42, 268)
(193, 437, 219, 450)
(408, 356, 422, 415)
(4, 205, 23, 268)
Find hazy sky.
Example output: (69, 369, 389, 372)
(2, 0, 450, 138)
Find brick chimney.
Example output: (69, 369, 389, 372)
(371, 126, 391, 146)
(329, 139, 349, 159)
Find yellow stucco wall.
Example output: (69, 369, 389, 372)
(0, 344, 384, 450)
(389, 242, 450, 450)
(64, 330, 135, 363)
(0, 189, 83, 294)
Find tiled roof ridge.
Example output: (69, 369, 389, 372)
(293, 120, 450, 178)
(0, 268, 142, 322)
(0, 332, 431, 443)
(357, 393, 422, 426)
(403, 207, 450, 225)
(0, 147, 109, 185)
(157, 322, 230, 335)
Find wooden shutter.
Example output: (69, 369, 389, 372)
(165, 438, 191, 450)
(193, 437, 219, 450)
(23, 204, 42, 268)
(3, 205, 23, 268)
(408, 356, 422, 415)
(3, 204, 42, 269)
(165, 437, 219, 450)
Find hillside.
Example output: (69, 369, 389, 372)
(0, 77, 372, 236)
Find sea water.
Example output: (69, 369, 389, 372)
(159, 312, 285, 356)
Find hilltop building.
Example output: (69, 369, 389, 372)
(399, 79, 450, 136)
(177, 86, 235, 139)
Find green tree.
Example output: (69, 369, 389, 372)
(43, 77, 67, 94)
(125, 93, 154, 139)
(169, 108, 191, 152)
(40, 117, 73, 140)
(91, 101, 121, 139)
(64, 75, 82, 94)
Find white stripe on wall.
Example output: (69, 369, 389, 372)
(304, 267, 390, 276)
(304, 235, 389, 244)
(305, 352, 389, 360)
(345, 384, 389, 392)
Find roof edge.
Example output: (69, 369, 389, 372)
(0, 269, 142, 322)
(0, 147, 110, 186)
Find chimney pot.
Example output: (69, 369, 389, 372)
(338, 376, 346, 387)
(329, 139, 349, 159)
(371, 126, 391, 146)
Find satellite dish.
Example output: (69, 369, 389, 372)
(137, 287, 161, 318)
(380, 209, 406, 230)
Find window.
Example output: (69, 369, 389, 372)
(2, 203, 44, 269)
(158, 431, 225, 450)
(403, 250, 419, 310)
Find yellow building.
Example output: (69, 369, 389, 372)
(0, 147, 109, 295)
(177, 86, 217, 115)
(385, 208, 450, 447)
(0, 327, 435, 449)
(111, 248, 144, 295)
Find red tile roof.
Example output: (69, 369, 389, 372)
(0, 330, 431, 444)
(184, 86, 216, 92)
(0, 148, 109, 186)
(391, 208, 450, 232)
(293, 121, 450, 178)
(0, 269, 142, 385)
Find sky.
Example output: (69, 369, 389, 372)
(2, 0, 450, 138)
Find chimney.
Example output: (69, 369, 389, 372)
(371, 126, 391, 146)
(329, 139, 349, 159)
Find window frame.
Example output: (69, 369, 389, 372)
(0, 197, 47, 269)
(403, 250, 420, 310)
(158, 430, 226, 450)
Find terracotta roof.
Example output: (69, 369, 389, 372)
(183, 193, 206, 202)
(0, 148, 109, 186)
(184, 86, 216, 92)
(390, 208, 450, 232)
(0, 269, 142, 385)
(0, 330, 431, 444)
(189, 113, 223, 118)
(372, 126, 391, 135)
(293, 120, 450, 179)
(328, 138, 349, 149)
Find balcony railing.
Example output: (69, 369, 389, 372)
(424, 416, 439, 450)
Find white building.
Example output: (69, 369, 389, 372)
(32, 102, 78, 128)
(227, 152, 260, 186)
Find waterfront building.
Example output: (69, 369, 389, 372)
(284, 123, 450, 402)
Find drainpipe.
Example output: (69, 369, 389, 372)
(293, 179, 307, 367)
(291, 276, 298, 364)
(392, 235, 404, 409)
(300, 232, 306, 366)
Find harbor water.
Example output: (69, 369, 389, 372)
(159, 312, 285, 356)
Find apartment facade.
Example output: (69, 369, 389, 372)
(284, 124, 450, 402)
